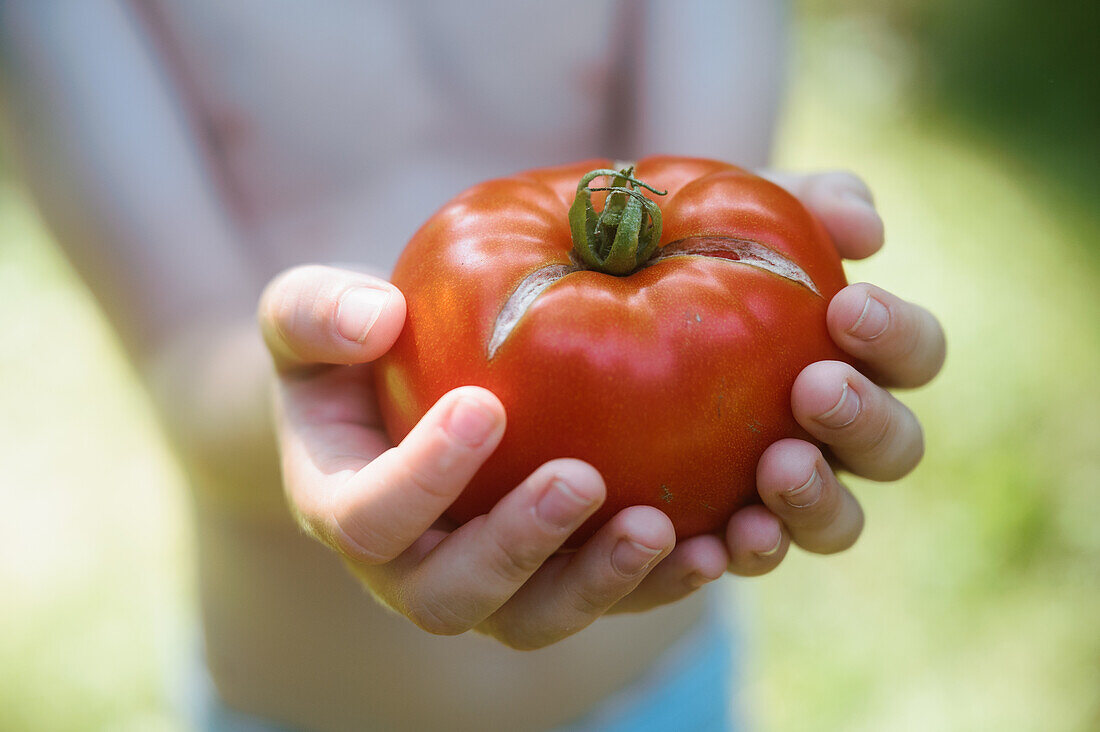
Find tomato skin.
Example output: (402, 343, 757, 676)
(376, 156, 851, 546)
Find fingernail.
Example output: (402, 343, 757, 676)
(783, 467, 823, 508)
(446, 397, 498, 447)
(754, 531, 784, 559)
(535, 479, 594, 530)
(815, 382, 861, 429)
(611, 539, 663, 576)
(847, 294, 890, 340)
(336, 287, 389, 343)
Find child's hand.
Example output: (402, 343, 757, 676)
(260, 266, 694, 650)
(258, 169, 944, 646)
(710, 170, 947, 577)
(592, 170, 945, 610)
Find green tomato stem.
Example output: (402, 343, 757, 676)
(569, 166, 667, 276)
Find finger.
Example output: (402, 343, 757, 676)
(827, 283, 946, 388)
(792, 361, 924, 481)
(725, 505, 789, 577)
(374, 460, 605, 635)
(285, 386, 505, 563)
(609, 534, 729, 613)
(259, 264, 406, 374)
(761, 169, 884, 260)
(481, 507, 676, 650)
(757, 439, 864, 554)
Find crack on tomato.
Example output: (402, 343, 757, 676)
(487, 237, 818, 360)
(650, 236, 821, 296)
(488, 263, 577, 359)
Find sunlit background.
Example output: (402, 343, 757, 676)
(2, 2, 1098, 730)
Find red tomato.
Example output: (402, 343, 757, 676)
(376, 156, 851, 546)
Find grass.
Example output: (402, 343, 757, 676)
(1, 12, 1097, 732)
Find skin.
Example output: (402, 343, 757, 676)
(1, 2, 945, 729)
(260, 171, 946, 648)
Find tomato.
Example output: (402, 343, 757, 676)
(375, 156, 851, 546)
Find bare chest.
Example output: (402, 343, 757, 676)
(139, 0, 625, 269)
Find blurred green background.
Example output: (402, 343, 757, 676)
(1, 3, 1098, 730)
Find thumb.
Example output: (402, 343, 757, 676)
(258, 264, 406, 374)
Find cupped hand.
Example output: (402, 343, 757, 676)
(259, 265, 720, 649)
(259, 170, 945, 643)
(600, 170, 946, 602)
(710, 170, 946, 577)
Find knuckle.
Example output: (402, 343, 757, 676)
(787, 480, 843, 529)
(260, 267, 333, 350)
(819, 485, 847, 525)
(877, 303, 945, 387)
(330, 512, 401, 565)
(286, 481, 367, 556)
(264, 280, 298, 335)
(486, 531, 546, 583)
(783, 515, 826, 542)
(328, 486, 407, 565)
(563, 580, 612, 619)
(401, 450, 456, 502)
(260, 268, 297, 310)
(405, 592, 472, 636)
(861, 401, 924, 480)
(862, 400, 897, 457)
(891, 306, 929, 363)
(268, 265, 320, 310)
(828, 502, 865, 553)
(333, 526, 397, 565)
